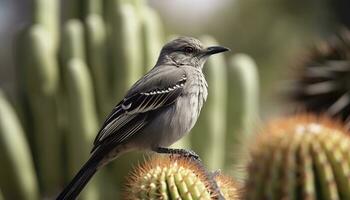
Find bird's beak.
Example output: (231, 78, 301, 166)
(204, 46, 230, 56)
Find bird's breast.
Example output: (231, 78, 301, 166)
(135, 69, 208, 148)
(179, 70, 208, 130)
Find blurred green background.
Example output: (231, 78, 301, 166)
(0, 0, 349, 199)
(1, 0, 349, 115)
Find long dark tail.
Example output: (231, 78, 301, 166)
(56, 154, 102, 200)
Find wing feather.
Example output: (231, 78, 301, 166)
(92, 66, 187, 151)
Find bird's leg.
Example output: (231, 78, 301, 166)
(153, 147, 201, 160)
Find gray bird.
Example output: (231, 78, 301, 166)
(57, 36, 229, 200)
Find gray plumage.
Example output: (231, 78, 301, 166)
(57, 36, 229, 200)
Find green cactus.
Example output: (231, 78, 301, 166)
(64, 0, 83, 20)
(0, 91, 39, 200)
(64, 59, 100, 200)
(191, 36, 228, 170)
(18, 24, 62, 194)
(62, 19, 86, 62)
(246, 115, 350, 200)
(226, 54, 259, 176)
(109, 2, 144, 100)
(140, 6, 164, 71)
(86, 0, 103, 15)
(115, 4, 143, 97)
(61, 18, 101, 199)
(85, 14, 111, 120)
(124, 155, 222, 200)
(32, 0, 59, 48)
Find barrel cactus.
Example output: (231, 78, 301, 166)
(246, 114, 350, 200)
(124, 155, 240, 200)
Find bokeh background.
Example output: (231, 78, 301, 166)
(2, 0, 350, 115)
(0, 0, 349, 199)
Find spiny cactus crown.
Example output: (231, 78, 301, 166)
(124, 155, 224, 200)
(246, 114, 350, 200)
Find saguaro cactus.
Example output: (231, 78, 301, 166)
(108, 2, 144, 101)
(18, 24, 62, 194)
(65, 59, 100, 200)
(0, 91, 39, 200)
(85, 14, 110, 120)
(140, 6, 164, 71)
(61, 19, 100, 200)
(226, 54, 259, 175)
(32, 0, 59, 48)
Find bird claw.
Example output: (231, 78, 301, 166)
(155, 147, 201, 161)
(184, 150, 201, 161)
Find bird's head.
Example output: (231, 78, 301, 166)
(156, 36, 229, 69)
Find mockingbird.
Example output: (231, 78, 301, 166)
(57, 36, 229, 200)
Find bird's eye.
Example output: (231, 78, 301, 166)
(184, 47, 194, 53)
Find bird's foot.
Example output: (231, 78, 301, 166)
(183, 149, 201, 160)
(153, 147, 201, 161)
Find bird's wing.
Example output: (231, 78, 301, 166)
(92, 66, 187, 151)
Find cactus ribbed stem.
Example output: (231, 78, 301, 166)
(33, 0, 59, 48)
(85, 14, 111, 120)
(62, 20, 86, 62)
(0, 91, 39, 200)
(65, 59, 100, 200)
(86, 0, 103, 15)
(20, 25, 62, 194)
(110, 2, 143, 100)
(62, 17, 100, 200)
(124, 156, 221, 200)
(65, 59, 98, 178)
(226, 54, 259, 175)
(140, 6, 164, 71)
(246, 115, 350, 200)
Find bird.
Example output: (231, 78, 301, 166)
(56, 36, 229, 200)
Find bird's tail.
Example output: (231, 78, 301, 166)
(56, 153, 102, 200)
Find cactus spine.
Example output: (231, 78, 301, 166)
(288, 29, 350, 129)
(124, 156, 220, 200)
(191, 36, 228, 170)
(215, 173, 241, 199)
(0, 91, 39, 200)
(246, 115, 350, 200)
